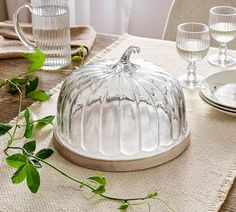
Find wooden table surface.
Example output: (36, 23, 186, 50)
(0, 33, 235, 212)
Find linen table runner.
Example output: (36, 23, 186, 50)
(0, 34, 235, 212)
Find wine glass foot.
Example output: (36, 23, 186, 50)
(208, 54, 236, 68)
(178, 75, 204, 89)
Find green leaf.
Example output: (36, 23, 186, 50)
(35, 48, 46, 62)
(146, 191, 158, 199)
(30, 159, 42, 169)
(78, 45, 86, 56)
(8, 158, 40, 193)
(72, 55, 82, 62)
(6, 154, 27, 169)
(88, 175, 106, 187)
(24, 107, 30, 122)
(72, 45, 86, 62)
(24, 108, 34, 138)
(8, 76, 31, 94)
(26, 164, 40, 193)
(36, 115, 55, 126)
(27, 90, 49, 102)
(118, 202, 129, 211)
(26, 77, 39, 95)
(80, 45, 86, 52)
(24, 48, 46, 72)
(35, 149, 54, 160)
(24, 124, 34, 138)
(0, 123, 12, 136)
(8, 76, 39, 94)
(92, 185, 105, 195)
(27, 63, 43, 72)
(11, 163, 28, 184)
(23, 140, 36, 154)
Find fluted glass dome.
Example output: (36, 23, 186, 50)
(54, 46, 190, 171)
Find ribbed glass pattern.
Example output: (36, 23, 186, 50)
(176, 22, 210, 88)
(208, 6, 236, 67)
(209, 6, 236, 43)
(31, 0, 71, 70)
(55, 46, 188, 158)
(176, 23, 210, 63)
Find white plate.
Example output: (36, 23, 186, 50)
(200, 92, 236, 112)
(200, 70, 236, 109)
(200, 93, 236, 117)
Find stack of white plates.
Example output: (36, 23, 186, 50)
(200, 70, 236, 117)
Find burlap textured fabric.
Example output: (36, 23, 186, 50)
(0, 34, 235, 212)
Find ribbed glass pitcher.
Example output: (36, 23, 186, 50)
(13, 0, 71, 70)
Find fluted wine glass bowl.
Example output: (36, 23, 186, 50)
(54, 46, 190, 171)
(176, 22, 210, 89)
(208, 6, 236, 67)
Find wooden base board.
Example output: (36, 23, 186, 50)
(53, 128, 190, 172)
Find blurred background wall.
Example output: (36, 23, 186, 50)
(69, 0, 174, 38)
(1, 0, 174, 39)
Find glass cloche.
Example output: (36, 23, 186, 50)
(54, 46, 190, 171)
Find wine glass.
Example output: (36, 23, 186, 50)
(208, 6, 236, 67)
(176, 22, 210, 88)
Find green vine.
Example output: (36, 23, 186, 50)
(0, 48, 174, 212)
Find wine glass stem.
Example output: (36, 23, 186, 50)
(186, 62, 197, 82)
(218, 42, 227, 65)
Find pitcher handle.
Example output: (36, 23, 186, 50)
(13, 3, 36, 50)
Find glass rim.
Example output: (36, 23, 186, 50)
(177, 22, 209, 34)
(210, 6, 236, 16)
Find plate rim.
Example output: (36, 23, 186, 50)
(200, 92, 236, 113)
(200, 70, 236, 109)
(200, 93, 236, 116)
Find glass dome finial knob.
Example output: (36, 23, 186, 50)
(119, 46, 141, 64)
